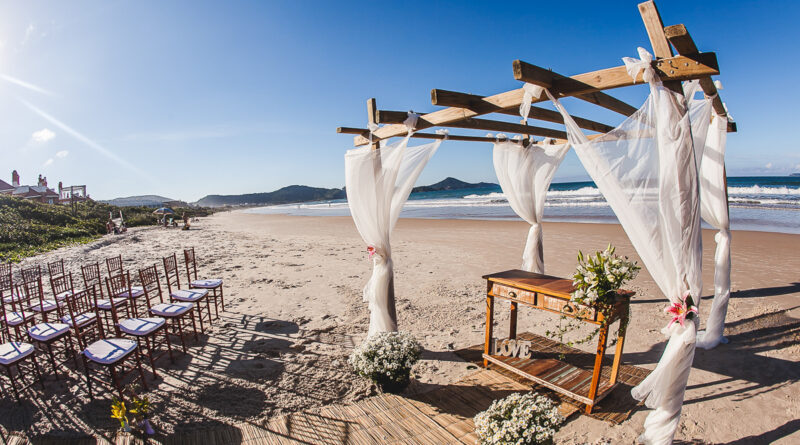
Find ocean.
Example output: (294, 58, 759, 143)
(246, 176, 800, 234)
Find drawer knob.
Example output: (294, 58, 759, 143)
(508, 291, 517, 299)
(562, 304, 574, 313)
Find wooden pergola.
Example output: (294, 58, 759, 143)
(338, 1, 735, 148)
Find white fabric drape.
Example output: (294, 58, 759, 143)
(685, 80, 732, 349)
(492, 140, 569, 273)
(344, 135, 441, 336)
(544, 47, 703, 444)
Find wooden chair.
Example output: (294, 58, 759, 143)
(47, 259, 65, 280)
(105, 272, 173, 379)
(163, 254, 210, 333)
(105, 255, 144, 299)
(20, 276, 78, 378)
(20, 266, 41, 284)
(69, 284, 148, 399)
(22, 265, 66, 319)
(1, 263, 22, 305)
(140, 265, 198, 353)
(82, 262, 128, 333)
(0, 297, 44, 402)
(184, 248, 224, 320)
(50, 271, 76, 308)
(48, 260, 75, 304)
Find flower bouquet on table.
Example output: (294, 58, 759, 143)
(349, 331, 422, 393)
(546, 244, 640, 348)
(474, 392, 564, 445)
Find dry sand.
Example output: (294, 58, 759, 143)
(1, 211, 798, 444)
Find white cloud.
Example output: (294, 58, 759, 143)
(55, 150, 69, 158)
(42, 158, 53, 167)
(765, 162, 773, 169)
(31, 128, 55, 144)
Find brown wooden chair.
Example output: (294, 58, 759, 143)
(140, 265, 197, 353)
(1, 263, 22, 305)
(82, 262, 128, 333)
(105, 255, 144, 299)
(23, 265, 66, 319)
(184, 248, 224, 320)
(69, 284, 148, 399)
(0, 297, 44, 402)
(20, 265, 41, 284)
(20, 276, 78, 379)
(105, 272, 173, 379)
(47, 259, 65, 280)
(163, 253, 210, 333)
(48, 259, 75, 304)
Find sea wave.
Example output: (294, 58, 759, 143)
(727, 185, 800, 196)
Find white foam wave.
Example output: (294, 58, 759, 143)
(728, 185, 800, 196)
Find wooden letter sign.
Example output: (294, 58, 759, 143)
(492, 338, 532, 359)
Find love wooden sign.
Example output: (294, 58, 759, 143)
(491, 338, 532, 359)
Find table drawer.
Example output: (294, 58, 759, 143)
(538, 294, 596, 320)
(491, 283, 536, 305)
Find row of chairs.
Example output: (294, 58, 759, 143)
(0, 248, 224, 401)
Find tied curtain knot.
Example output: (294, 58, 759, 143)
(622, 47, 656, 84)
(519, 83, 546, 120)
(404, 112, 420, 133)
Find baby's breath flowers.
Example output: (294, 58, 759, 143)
(474, 392, 564, 444)
(349, 331, 421, 392)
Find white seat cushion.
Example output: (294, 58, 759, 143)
(119, 317, 165, 336)
(61, 312, 97, 328)
(83, 338, 137, 365)
(191, 279, 223, 289)
(150, 302, 193, 317)
(96, 297, 128, 310)
(4, 311, 33, 326)
(115, 286, 144, 299)
(30, 299, 63, 312)
(2, 292, 23, 303)
(0, 341, 34, 365)
(171, 289, 207, 302)
(55, 290, 74, 301)
(28, 322, 70, 341)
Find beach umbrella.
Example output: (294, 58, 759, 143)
(153, 207, 174, 215)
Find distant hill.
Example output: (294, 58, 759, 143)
(193, 177, 497, 208)
(195, 185, 346, 207)
(102, 195, 177, 208)
(411, 177, 496, 193)
(791, 173, 800, 177)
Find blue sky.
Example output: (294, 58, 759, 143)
(1, 0, 798, 202)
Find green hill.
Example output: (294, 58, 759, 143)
(0, 196, 213, 262)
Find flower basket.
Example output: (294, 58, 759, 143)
(474, 392, 564, 444)
(349, 331, 421, 394)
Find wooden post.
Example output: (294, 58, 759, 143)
(638, 0, 683, 95)
(586, 323, 609, 414)
(484, 281, 494, 367)
(367, 98, 380, 150)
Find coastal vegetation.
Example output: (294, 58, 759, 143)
(0, 195, 214, 262)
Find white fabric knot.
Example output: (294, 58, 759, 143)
(367, 122, 379, 133)
(435, 128, 449, 139)
(495, 133, 508, 142)
(714, 80, 723, 90)
(622, 47, 655, 84)
(403, 112, 420, 132)
(520, 83, 545, 120)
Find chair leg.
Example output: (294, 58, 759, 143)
(219, 285, 225, 312)
(110, 366, 122, 398)
(205, 296, 213, 326)
(189, 312, 199, 342)
(6, 365, 21, 403)
(44, 342, 58, 379)
(212, 288, 220, 320)
(195, 301, 205, 333)
(143, 336, 158, 379)
(135, 350, 148, 391)
(175, 318, 187, 353)
(83, 358, 93, 400)
(32, 355, 45, 390)
(164, 327, 175, 363)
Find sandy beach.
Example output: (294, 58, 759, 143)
(1, 211, 798, 444)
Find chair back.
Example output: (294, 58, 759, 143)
(184, 247, 198, 282)
(106, 255, 124, 278)
(82, 262, 106, 298)
(66, 285, 103, 349)
(47, 259, 65, 278)
(21, 265, 42, 284)
(51, 272, 75, 299)
(19, 275, 49, 322)
(105, 272, 132, 335)
(139, 264, 164, 308)
(162, 253, 181, 294)
(0, 262, 12, 298)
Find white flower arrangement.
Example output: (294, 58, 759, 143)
(349, 331, 421, 391)
(571, 244, 640, 307)
(474, 392, 564, 445)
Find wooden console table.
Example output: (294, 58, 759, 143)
(482, 270, 633, 414)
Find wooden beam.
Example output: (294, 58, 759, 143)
(665, 24, 736, 132)
(355, 54, 718, 146)
(339, 126, 509, 143)
(638, 0, 683, 95)
(367, 98, 379, 149)
(376, 110, 567, 140)
(431, 89, 615, 133)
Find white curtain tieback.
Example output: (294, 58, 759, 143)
(435, 128, 449, 139)
(403, 111, 420, 133)
(519, 83, 546, 120)
(622, 47, 655, 84)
